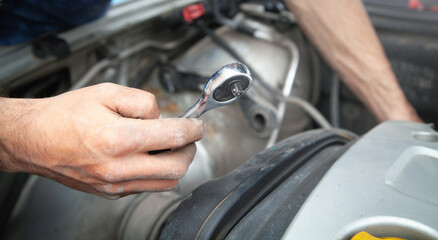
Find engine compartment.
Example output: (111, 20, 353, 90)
(1, 1, 320, 238)
(1, 0, 438, 239)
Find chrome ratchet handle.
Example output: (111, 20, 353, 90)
(180, 100, 205, 118)
(148, 63, 252, 154)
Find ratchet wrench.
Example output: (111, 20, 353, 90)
(149, 62, 252, 154)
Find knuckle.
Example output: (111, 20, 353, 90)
(94, 184, 108, 193)
(144, 92, 157, 103)
(97, 183, 125, 196)
(93, 170, 111, 183)
(168, 119, 204, 147)
(171, 128, 186, 148)
(143, 94, 159, 117)
(144, 102, 159, 117)
(94, 82, 119, 96)
(92, 165, 120, 183)
(125, 91, 158, 119)
(94, 183, 108, 193)
(96, 128, 125, 156)
(98, 82, 117, 90)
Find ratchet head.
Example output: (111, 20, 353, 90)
(209, 63, 252, 101)
(180, 62, 252, 118)
(204, 62, 252, 110)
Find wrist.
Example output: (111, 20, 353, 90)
(366, 81, 421, 122)
(0, 98, 43, 173)
(383, 99, 422, 122)
(341, 66, 421, 123)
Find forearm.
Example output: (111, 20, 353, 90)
(285, 0, 421, 122)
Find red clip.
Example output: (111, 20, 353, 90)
(409, 0, 425, 10)
(182, 3, 206, 23)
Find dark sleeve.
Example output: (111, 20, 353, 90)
(0, 0, 111, 46)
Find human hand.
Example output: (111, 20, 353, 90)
(0, 83, 205, 199)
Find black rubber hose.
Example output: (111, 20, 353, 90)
(330, 72, 340, 128)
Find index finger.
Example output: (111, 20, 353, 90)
(138, 118, 205, 152)
(90, 118, 205, 156)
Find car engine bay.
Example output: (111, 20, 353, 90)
(1, 0, 438, 239)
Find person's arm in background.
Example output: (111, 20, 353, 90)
(0, 83, 205, 199)
(285, 0, 422, 122)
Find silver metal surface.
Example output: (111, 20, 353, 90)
(281, 121, 438, 240)
(70, 29, 199, 91)
(180, 63, 252, 118)
(173, 25, 313, 176)
(213, 15, 328, 145)
(117, 191, 183, 240)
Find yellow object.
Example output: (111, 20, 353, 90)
(351, 231, 407, 240)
